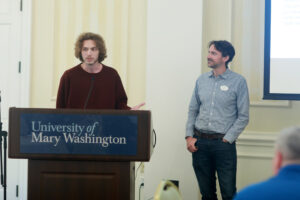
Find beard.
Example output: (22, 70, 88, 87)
(207, 58, 225, 69)
(84, 58, 98, 66)
(208, 64, 218, 69)
(207, 59, 218, 69)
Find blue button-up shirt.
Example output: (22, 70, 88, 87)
(186, 69, 249, 143)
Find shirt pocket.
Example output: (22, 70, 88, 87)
(218, 90, 236, 106)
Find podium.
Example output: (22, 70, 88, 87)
(8, 107, 153, 200)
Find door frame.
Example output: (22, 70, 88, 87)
(15, 0, 32, 199)
(20, 0, 32, 107)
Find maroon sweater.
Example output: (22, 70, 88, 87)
(56, 64, 130, 109)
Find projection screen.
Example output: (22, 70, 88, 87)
(264, 0, 300, 100)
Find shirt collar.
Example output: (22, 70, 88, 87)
(208, 68, 232, 79)
(277, 164, 300, 177)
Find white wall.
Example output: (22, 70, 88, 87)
(144, 0, 203, 199)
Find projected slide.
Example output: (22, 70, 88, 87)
(264, 0, 300, 100)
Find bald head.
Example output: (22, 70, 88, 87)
(276, 126, 300, 162)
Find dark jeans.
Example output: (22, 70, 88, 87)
(192, 137, 237, 200)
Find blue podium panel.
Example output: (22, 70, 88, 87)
(20, 113, 138, 156)
(9, 108, 152, 161)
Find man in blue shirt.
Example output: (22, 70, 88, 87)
(186, 40, 249, 200)
(234, 126, 300, 200)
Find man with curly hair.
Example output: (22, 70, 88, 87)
(56, 32, 144, 110)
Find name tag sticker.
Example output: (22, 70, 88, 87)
(220, 85, 229, 91)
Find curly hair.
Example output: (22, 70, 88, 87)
(208, 40, 235, 68)
(74, 32, 107, 63)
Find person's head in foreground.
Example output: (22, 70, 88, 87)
(234, 126, 300, 200)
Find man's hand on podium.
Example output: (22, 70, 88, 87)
(131, 102, 145, 110)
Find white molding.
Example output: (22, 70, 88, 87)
(237, 153, 273, 159)
(237, 140, 274, 147)
(237, 130, 277, 147)
(250, 100, 290, 107)
(238, 130, 278, 142)
(236, 130, 277, 159)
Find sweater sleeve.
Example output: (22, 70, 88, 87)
(115, 73, 130, 110)
(56, 72, 69, 108)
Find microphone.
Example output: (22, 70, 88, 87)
(83, 77, 95, 109)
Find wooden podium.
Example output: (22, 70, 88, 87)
(8, 108, 153, 200)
